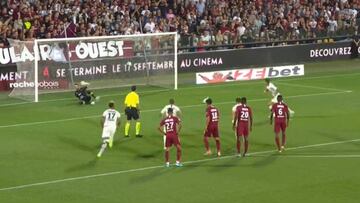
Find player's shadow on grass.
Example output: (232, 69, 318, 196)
(206, 157, 242, 172)
(251, 141, 274, 148)
(247, 154, 279, 168)
(203, 152, 278, 172)
(115, 141, 163, 159)
(117, 142, 145, 156)
(254, 119, 271, 126)
(57, 136, 96, 153)
(129, 167, 172, 184)
(65, 158, 98, 173)
(135, 149, 163, 159)
(112, 137, 136, 146)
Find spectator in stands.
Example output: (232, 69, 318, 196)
(0, 0, 358, 51)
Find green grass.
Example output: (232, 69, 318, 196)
(0, 59, 360, 203)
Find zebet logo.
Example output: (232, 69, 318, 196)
(267, 65, 304, 78)
(9, 81, 59, 89)
(196, 64, 305, 84)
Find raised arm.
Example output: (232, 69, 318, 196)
(205, 113, 210, 132)
(286, 107, 290, 127)
(117, 113, 121, 128)
(232, 110, 238, 130)
(101, 116, 105, 128)
(158, 120, 165, 135)
(177, 122, 182, 134)
(270, 109, 273, 125)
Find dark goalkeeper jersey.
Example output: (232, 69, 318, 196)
(75, 87, 89, 100)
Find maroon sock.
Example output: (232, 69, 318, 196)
(244, 140, 249, 154)
(275, 137, 281, 150)
(282, 134, 286, 146)
(204, 137, 209, 151)
(176, 148, 181, 162)
(236, 140, 241, 153)
(215, 140, 221, 153)
(165, 151, 169, 162)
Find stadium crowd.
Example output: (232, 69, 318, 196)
(0, 0, 359, 49)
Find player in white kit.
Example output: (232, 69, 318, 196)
(232, 97, 242, 123)
(231, 97, 242, 137)
(160, 99, 181, 150)
(97, 101, 121, 158)
(264, 79, 294, 115)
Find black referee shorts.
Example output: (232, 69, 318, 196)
(80, 95, 91, 104)
(125, 107, 139, 120)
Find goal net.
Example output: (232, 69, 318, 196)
(8, 32, 177, 102)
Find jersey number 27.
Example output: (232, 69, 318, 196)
(165, 122, 174, 132)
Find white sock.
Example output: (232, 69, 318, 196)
(98, 142, 107, 156)
(289, 108, 295, 113)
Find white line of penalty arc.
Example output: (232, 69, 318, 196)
(0, 90, 352, 129)
(0, 138, 359, 192)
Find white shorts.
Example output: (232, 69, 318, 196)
(271, 93, 280, 103)
(102, 126, 116, 140)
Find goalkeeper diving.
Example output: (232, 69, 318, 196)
(74, 81, 100, 105)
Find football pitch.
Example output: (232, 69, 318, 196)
(0, 60, 360, 203)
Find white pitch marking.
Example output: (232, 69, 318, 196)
(0, 89, 170, 107)
(0, 138, 359, 192)
(0, 90, 351, 129)
(251, 154, 360, 158)
(1, 70, 359, 108)
(0, 81, 263, 107)
(276, 81, 351, 92)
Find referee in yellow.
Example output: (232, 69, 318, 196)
(124, 85, 142, 137)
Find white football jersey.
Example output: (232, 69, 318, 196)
(102, 109, 121, 128)
(161, 104, 181, 116)
(266, 82, 279, 97)
(232, 103, 242, 112)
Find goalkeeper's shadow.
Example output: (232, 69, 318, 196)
(64, 158, 98, 173)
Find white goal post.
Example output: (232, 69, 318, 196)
(9, 32, 178, 102)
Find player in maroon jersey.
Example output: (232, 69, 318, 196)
(203, 98, 221, 156)
(270, 95, 290, 152)
(233, 97, 253, 157)
(158, 108, 182, 167)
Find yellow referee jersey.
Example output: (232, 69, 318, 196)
(124, 91, 139, 108)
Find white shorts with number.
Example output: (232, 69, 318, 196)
(102, 126, 116, 141)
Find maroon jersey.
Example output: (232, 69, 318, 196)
(160, 116, 180, 136)
(235, 104, 252, 124)
(206, 105, 219, 127)
(271, 102, 289, 123)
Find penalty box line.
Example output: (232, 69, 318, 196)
(276, 81, 351, 92)
(0, 138, 359, 192)
(0, 90, 352, 129)
(251, 154, 360, 158)
(0, 70, 358, 108)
